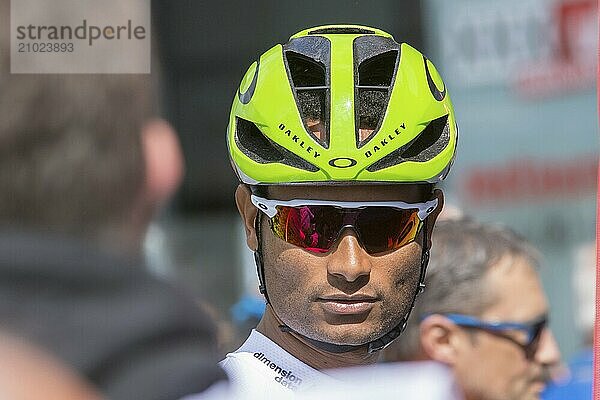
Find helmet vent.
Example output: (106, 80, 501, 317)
(235, 117, 319, 172)
(285, 50, 330, 148)
(286, 51, 326, 87)
(236, 118, 283, 163)
(366, 115, 450, 172)
(358, 50, 397, 86)
(308, 27, 375, 35)
(355, 50, 398, 147)
(401, 115, 449, 160)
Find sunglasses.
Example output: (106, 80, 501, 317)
(251, 194, 438, 255)
(441, 313, 548, 359)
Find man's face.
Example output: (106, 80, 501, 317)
(452, 256, 561, 400)
(257, 184, 441, 346)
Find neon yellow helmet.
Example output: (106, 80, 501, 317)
(228, 24, 457, 185)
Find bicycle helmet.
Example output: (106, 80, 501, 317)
(228, 24, 457, 185)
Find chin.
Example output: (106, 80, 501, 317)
(304, 324, 386, 346)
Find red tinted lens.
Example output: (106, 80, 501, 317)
(356, 207, 422, 254)
(269, 205, 422, 254)
(270, 205, 343, 252)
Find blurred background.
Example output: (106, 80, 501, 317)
(148, 0, 597, 360)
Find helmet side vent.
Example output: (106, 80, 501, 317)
(366, 114, 450, 172)
(400, 114, 449, 161)
(235, 117, 283, 163)
(235, 117, 319, 172)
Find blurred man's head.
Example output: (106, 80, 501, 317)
(0, 0, 183, 255)
(383, 219, 561, 400)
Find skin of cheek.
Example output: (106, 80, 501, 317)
(456, 336, 532, 400)
(260, 221, 424, 346)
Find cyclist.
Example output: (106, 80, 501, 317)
(223, 24, 458, 397)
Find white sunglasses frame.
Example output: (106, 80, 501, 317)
(250, 194, 439, 221)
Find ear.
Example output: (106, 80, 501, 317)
(235, 184, 259, 251)
(419, 314, 461, 366)
(424, 189, 444, 249)
(141, 119, 184, 206)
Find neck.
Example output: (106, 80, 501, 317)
(256, 305, 378, 370)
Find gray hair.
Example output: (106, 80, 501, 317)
(383, 218, 541, 361)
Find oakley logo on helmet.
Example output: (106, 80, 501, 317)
(278, 123, 321, 159)
(364, 123, 406, 158)
(328, 157, 357, 169)
(238, 60, 260, 104)
(423, 57, 446, 101)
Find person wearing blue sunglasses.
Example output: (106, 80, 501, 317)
(383, 219, 561, 400)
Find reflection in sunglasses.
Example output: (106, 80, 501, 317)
(251, 195, 438, 255)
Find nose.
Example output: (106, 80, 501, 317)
(534, 328, 561, 367)
(326, 229, 373, 283)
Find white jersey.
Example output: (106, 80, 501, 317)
(219, 329, 335, 398)
(182, 331, 462, 400)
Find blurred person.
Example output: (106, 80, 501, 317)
(383, 219, 561, 400)
(542, 242, 594, 400)
(0, 332, 104, 400)
(0, 1, 226, 399)
(187, 24, 459, 398)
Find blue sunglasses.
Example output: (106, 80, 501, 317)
(432, 313, 548, 359)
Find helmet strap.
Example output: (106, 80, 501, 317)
(254, 212, 270, 303)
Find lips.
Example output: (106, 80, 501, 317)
(317, 294, 378, 315)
